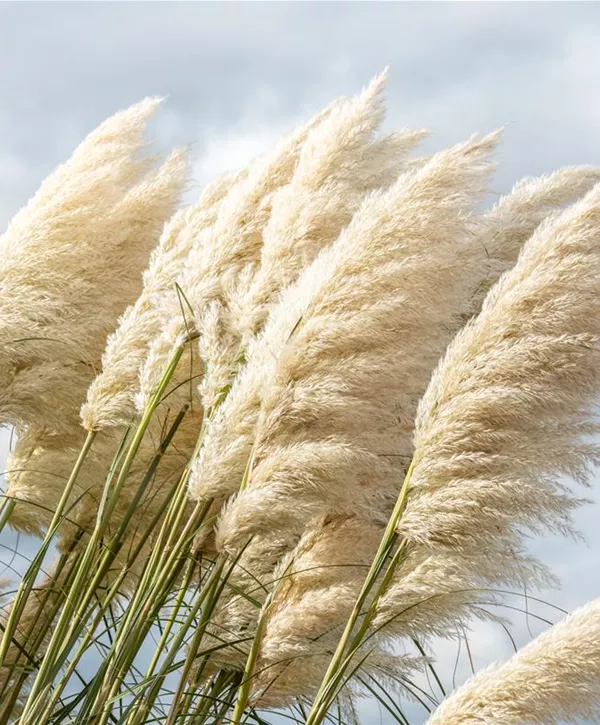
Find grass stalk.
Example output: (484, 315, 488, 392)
(0, 531, 86, 721)
(87, 498, 212, 724)
(19, 341, 190, 722)
(0, 430, 96, 675)
(30, 474, 188, 725)
(125, 555, 227, 725)
(304, 458, 416, 725)
(0, 497, 16, 538)
(230, 555, 295, 725)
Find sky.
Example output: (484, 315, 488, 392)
(0, 2, 600, 723)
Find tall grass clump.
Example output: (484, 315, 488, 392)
(0, 71, 599, 725)
(2, 98, 187, 533)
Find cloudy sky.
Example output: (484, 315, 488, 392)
(1, 3, 600, 723)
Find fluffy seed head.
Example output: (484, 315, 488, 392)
(0, 99, 186, 434)
(136, 96, 340, 414)
(467, 165, 600, 314)
(426, 598, 600, 725)
(205, 131, 499, 552)
(81, 169, 237, 431)
(234, 72, 427, 343)
(234, 164, 600, 696)
(399, 181, 600, 584)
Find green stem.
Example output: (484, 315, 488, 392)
(21, 343, 187, 722)
(0, 430, 96, 673)
(305, 458, 416, 725)
(0, 497, 16, 537)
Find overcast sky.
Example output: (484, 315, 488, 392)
(1, 3, 600, 723)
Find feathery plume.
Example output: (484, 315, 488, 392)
(5, 71, 600, 724)
(201, 524, 423, 705)
(426, 597, 600, 725)
(251, 522, 500, 704)
(81, 169, 240, 431)
(201, 533, 296, 673)
(188, 133, 498, 695)
(189, 77, 431, 670)
(469, 165, 600, 314)
(200, 131, 498, 553)
(199, 78, 425, 413)
(136, 95, 341, 415)
(249, 520, 385, 701)
(360, 180, 600, 696)
(0, 99, 186, 435)
(397, 181, 600, 581)
(234, 93, 427, 343)
(245, 163, 600, 696)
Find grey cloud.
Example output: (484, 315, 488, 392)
(2, 3, 600, 202)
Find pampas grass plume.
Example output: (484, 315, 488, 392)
(206, 131, 499, 553)
(397, 181, 600, 584)
(235, 72, 427, 343)
(426, 597, 600, 725)
(469, 165, 600, 313)
(136, 96, 338, 414)
(81, 169, 237, 431)
(240, 164, 600, 700)
(0, 98, 186, 435)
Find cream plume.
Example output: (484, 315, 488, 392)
(200, 132, 498, 553)
(249, 520, 385, 700)
(366, 181, 600, 683)
(136, 96, 340, 416)
(251, 523, 499, 704)
(0, 98, 186, 435)
(191, 77, 430, 670)
(4, 76, 600, 723)
(199, 78, 423, 415)
(81, 170, 238, 431)
(397, 181, 600, 580)
(426, 597, 600, 725)
(196, 160, 600, 703)
(186, 126, 500, 688)
(200, 533, 295, 673)
(244, 164, 600, 697)
(234, 88, 427, 343)
(469, 165, 600, 313)
(198, 526, 422, 705)
(200, 80, 416, 423)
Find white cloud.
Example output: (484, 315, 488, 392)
(191, 121, 301, 192)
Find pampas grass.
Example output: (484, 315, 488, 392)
(400, 180, 600, 579)
(0, 99, 186, 435)
(296, 172, 600, 724)
(469, 165, 600, 314)
(185, 79, 432, 661)
(1, 71, 600, 725)
(426, 597, 600, 725)
(193, 131, 500, 691)
(136, 92, 340, 417)
(208, 131, 498, 552)
(244, 163, 600, 703)
(1, 100, 186, 533)
(81, 168, 240, 432)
